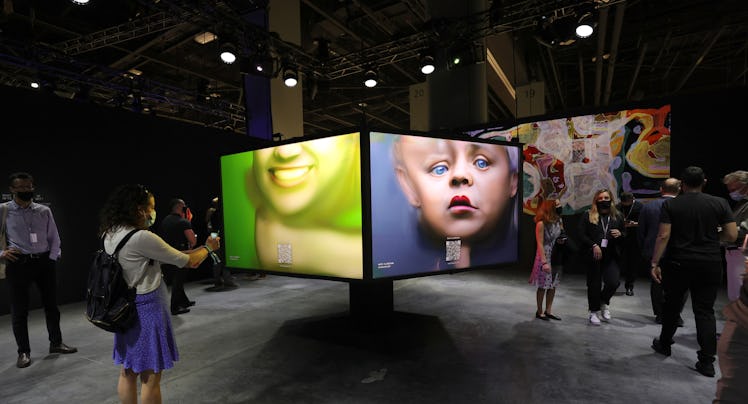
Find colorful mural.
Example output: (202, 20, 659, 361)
(472, 105, 671, 215)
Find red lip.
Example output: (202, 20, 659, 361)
(449, 195, 476, 209)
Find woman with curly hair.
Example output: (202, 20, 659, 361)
(98, 184, 220, 404)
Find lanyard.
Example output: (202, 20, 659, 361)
(601, 215, 610, 236)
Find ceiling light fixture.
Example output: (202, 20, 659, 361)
(283, 67, 298, 88)
(364, 70, 378, 88)
(194, 32, 217, 45)
(420, 55, 435, 75)
(219, 43, 237, 64)
(576, 12, 595, 38)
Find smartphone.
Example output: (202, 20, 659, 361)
(210, 232, 218, 239)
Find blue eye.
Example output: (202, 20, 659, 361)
(430, 165, 448, 176)
(475, 159, 489, 169)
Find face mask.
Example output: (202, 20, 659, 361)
(596, 200, 611, 211)
(145, 210, 156, 227)
(16, 191, 34, 201)
(729, 190, 745, 201)
(555, 207, 563, 215)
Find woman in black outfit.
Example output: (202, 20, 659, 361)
(578, 189, 625, 325)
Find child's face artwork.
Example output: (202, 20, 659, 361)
(395, 137, 517, 242)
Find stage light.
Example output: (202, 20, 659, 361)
(70, 0, 90, 5)
(283, 67, 298, 88)
(420, 55, 435, 75)
(364, 70, 378, 88)
(576, 12, 595, 38)
(219, 43, 237, 64)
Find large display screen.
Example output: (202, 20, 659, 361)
(466, 105, 671, 215)
(220, 132, 364, 279)
(370, 132, 520, 279)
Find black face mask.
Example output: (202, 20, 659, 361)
(555, 207, 563, 215)
(16, 191, 33, 201)
(596, 200, 611, 211)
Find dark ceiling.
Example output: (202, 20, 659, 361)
(1, 0, 746, 137)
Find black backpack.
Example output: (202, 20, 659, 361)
(85, 229, 140, 333)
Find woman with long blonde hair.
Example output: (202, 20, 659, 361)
(577, 189, 625, 325)
(529, 198, 565, 320)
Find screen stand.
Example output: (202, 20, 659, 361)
(349, 280, 393, 319)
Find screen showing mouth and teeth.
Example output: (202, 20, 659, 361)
(369, 132, 521, 279)
(219, 132, 364, 279)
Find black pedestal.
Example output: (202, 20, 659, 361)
(349, 280, 393, 319)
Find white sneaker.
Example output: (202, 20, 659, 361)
(601, 304, 611, 322)
(589, 311, 601, 325)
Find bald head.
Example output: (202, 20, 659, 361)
(661, 178, 680, 196)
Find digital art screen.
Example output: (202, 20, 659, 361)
(220, 132, 364, 279)
(369, 132, 521, 279)
(469, 105, 671, 215)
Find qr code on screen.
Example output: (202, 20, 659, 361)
(445, 238, 461, 263)
(277, 243, 292, 265)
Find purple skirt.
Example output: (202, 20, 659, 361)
(113, 282, 179, 373)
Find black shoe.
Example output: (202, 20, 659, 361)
(171, 307, 190, 315)
(625, 288, 634, 296)
(49, 342, 77, 354)
(544, 312, 562, 321)
(651, 338, 672, 356)
(186, 300, 196, 307)
(694, 361, 715, 377)
(16, 353, 31, 368)
(535, 312, 550, 321)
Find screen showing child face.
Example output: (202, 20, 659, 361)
(220, 133, 364, 279)
(369, 132, 520, 279)
(395, 136, 517, 241)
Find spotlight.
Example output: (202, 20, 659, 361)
(70, 0, 90, 4)
(219, 43, 237, 64)
(363, 70, 378, 88)
(30, 81, 40, 89)
(575, 12, 595, 38)
(283, 67, 298, 88)
(420, 55, 435, 75)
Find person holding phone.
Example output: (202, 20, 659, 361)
(157, 198, 197, 315)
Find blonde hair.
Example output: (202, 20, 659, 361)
(588, 189, 618, 224)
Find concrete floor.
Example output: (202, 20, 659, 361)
(0, 268, 728, 404)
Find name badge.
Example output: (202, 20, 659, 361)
(600, 238, 608, 248)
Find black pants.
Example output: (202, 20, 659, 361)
(620, 240, 643, 289)
(646, 255, 689, 318)
(5, 254, 62, 354)
(162, 264, 189, 311)
(586, 256, 621, 311)
(659, 258, 721, 362)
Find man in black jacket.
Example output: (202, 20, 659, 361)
(617, 192, 643, 296)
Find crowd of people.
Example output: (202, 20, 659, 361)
(2, 166, 746, 403)
(528, 167, 746, 401)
